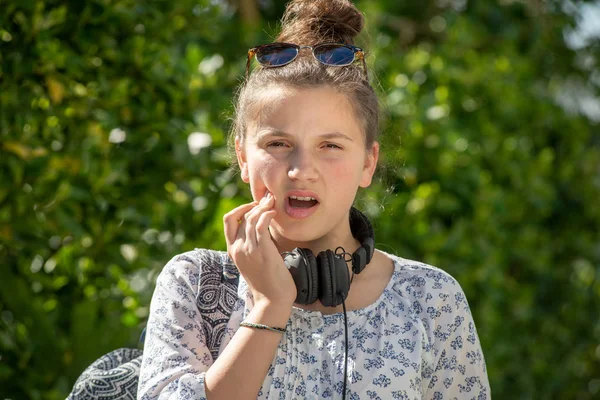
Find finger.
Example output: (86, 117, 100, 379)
(244, 195, 274, 246)
(255, 209, 277, 244)
(224, 203, 254, 248)
(243, 202, 265, 247)
(223, 202, 257, 247)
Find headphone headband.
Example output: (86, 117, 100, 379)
(349, 207, 374, 274)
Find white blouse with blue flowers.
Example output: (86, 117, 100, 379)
(137, 249, 490, 399)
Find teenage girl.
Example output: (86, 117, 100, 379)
(137, 1, 491, 399)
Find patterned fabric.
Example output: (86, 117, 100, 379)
(188, 250, 240, 360)
(138, 248, 491, 399)
(67, 348, 143, 400)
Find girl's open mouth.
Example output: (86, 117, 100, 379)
(285, 196, 320, 219)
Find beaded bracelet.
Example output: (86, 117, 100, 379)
(239, 321, 286, 333)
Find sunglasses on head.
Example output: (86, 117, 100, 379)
(246, 42, 368, 80)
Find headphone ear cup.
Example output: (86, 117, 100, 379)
(317, 250, 336, 307)
(284, 248, 319, 305)
(303, 249, 319, 304)
(318, 250, 351, 307)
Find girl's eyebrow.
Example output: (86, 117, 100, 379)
(257, 128, 354, 142)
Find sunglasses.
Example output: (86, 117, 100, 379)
(246, 42, 368, 80)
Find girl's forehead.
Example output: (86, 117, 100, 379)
(248, 85, 363, 139)
(258, 85, 349, 109)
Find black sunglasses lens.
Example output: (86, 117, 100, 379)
(256, 45, 298, 66)
(314, 45, 355, 66)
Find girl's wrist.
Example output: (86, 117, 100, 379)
(248, 299, 293, 328)
(252, 291, 296, 310)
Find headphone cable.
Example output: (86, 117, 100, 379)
(341, 297, 348, 400)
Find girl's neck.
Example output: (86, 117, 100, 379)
(271, 228, 361, 258)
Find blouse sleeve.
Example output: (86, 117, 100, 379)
(137, 254, 212, 400)
(422, 272, 491, 399)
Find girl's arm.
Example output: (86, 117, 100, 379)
(137, 255, 212, 400)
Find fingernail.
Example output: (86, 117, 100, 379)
(260, 196, 268, 205)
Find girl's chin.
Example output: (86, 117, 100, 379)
(269, 221, 320, 245)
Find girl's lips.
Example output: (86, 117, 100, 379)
(284, 196, 320, 219)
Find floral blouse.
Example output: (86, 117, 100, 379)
(137, 249, 490, 399)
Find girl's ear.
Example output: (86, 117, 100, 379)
(235, 138, 250, 183)
(359, 141, 379, 188)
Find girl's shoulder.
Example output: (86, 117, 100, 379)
(380, 250, 470, 304)
(164, 247, 231, 269)
(155, 248, 239, 292)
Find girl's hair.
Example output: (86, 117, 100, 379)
(228, 0, 380, 158)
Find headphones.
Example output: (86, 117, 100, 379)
(282, 207, 375, 307)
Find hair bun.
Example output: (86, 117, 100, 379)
(276, 0, 365, 45)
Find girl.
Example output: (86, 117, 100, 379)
(137, 1, 490, 399)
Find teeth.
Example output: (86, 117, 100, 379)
(290, 195, 317, 201)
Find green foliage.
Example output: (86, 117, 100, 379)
(1, 0, 598, 399)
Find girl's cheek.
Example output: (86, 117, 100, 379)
(329, 161, 356, 180)
(248, 157, 280, 193)
(255, 157, 280, 179)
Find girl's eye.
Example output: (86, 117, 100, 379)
(266, 141, 289, 148)
(324, 143, 343, 149)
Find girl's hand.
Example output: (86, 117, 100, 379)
(223, 191, 297, 308)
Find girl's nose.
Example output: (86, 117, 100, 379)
(287, 149, 318, 182)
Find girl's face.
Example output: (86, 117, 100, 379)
(236, 85, 379, 247)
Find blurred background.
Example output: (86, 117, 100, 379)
(1, 0, 599, 399)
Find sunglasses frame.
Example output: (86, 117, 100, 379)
(246, 42, 368, 80)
